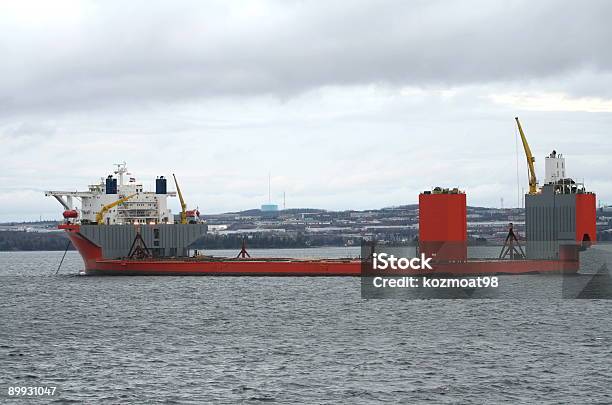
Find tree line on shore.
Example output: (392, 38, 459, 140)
(3, 229, 610, 252)
(0, 231, 74, 251)
(0, 231, 348, 251)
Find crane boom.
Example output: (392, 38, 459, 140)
(515, 117, 538, 195)
(172, 174, 187, 224)
(96, 193, 137, 225)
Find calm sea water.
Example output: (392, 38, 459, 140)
(1, 249, 611, 404)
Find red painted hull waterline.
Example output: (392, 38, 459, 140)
(60, 225, 579, 276)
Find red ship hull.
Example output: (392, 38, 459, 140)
(60, 225, 579, 276)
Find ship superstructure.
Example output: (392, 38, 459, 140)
(45, 163, 176, 225)
(526, 152, 595, 260)
(544, 150, 566, 184)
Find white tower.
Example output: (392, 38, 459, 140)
(544, 150, 565, 184)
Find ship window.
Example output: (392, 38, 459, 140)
(154, 228, 160, 239)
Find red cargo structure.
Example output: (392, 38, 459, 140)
(419, 188, 467, 261)
(575, 193, 596, 244)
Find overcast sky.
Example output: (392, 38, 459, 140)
(1, 0, 611, 221)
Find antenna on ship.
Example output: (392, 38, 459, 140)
(268, 172, 271, 203)
(114, 161, 127, 186)
(515, 122, 521, 208)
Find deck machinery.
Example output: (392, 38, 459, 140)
(416, 185, 595, 275)
(416, 118, 596, 271)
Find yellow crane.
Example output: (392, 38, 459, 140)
(515, 117, 538, 195)
(96, 193, 137, 225)
(172, 174, 187, 224)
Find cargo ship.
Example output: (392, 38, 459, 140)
(46, 119, 597, 276)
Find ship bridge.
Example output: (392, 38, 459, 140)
(46, 163, 177, 225)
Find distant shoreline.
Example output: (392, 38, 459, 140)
(0, 231, 492, 252)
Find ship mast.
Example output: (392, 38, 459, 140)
(114, 162, 128, 186)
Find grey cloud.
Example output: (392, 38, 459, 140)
(1, 122, 57, 137)
(1, 0, 612, 115)
(1, 1, 611, 221)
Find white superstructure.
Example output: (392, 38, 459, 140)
(46, 163, 176, 225)
(544, 150, 566, 184)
